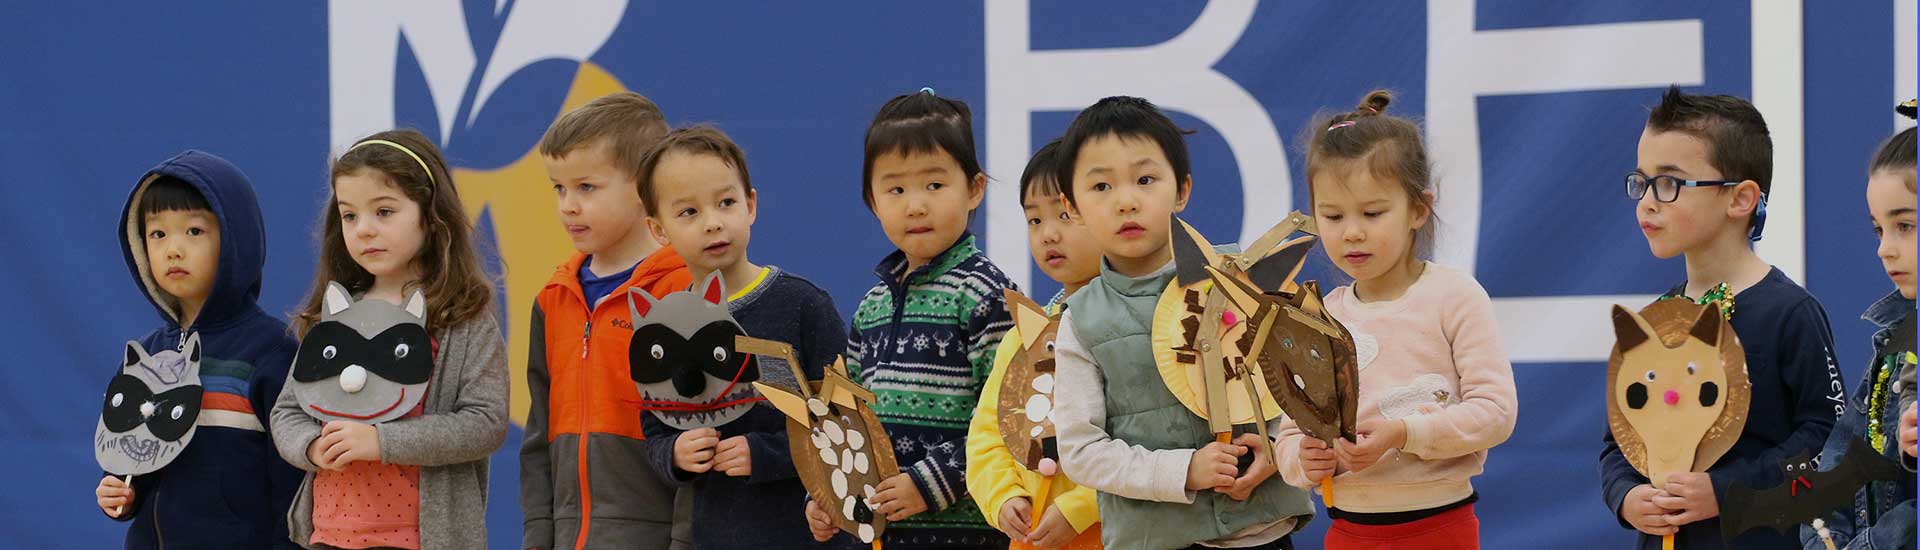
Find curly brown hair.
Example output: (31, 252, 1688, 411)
(292, 129, 496, 337)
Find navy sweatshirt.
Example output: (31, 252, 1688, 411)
(109, 150, 303, 549)
(1598, 267, 1844, 549)
(642, 267, 847, 549)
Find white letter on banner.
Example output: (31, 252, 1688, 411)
(985, 0, 1289, 291)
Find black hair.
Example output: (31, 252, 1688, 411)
(1019, 138, 1065, 200)
(860, 89, 983, 211)
(137, 175, 212, 232)
(1052, 96, 1193, 206)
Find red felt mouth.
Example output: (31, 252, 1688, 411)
(1790, 475, 1812, 496)
(308, 387, 406, 420)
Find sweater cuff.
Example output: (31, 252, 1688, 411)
(522, 517, 553, 550)
(1399, 415, 1431, 458)
(1151, 448, 1200, 504)
(908, 460, 958, 512)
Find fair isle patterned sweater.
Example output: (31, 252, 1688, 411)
(845, 233, 1015, 548)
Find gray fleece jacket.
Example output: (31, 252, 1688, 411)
(271, 312, 510, 550)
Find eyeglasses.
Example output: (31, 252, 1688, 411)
(1624, 173, 1740, 203)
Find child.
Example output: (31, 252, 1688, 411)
(519, 91, 694, 550)
(1049, 96, 1315, 550)
(1801, 102, 1918, 549)
(1273, 91, 1518, 549)
(965, 138, 1105, 549)
(804, 89, 1016, 548)
(270, 129, 509, 550)
(633, 125, 848, 548)
(94, 150, 303, 549)
(1598, 86, 1843, 549)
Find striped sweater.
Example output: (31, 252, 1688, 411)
(845, 233, 1015, 548)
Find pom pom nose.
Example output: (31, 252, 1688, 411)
(340, 366, 368, 393)
(1662, 389, 1680, 406)
(139, 401, 156, 419)
(1038, 458, 1058, 476)
(1221, 310, 1239, 327)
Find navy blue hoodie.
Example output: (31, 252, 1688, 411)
(109, 150, 302, 549)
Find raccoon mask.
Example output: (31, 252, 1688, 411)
(628, 272, 762, 430)
(95, 334, 204, 476)
(290, 282, 432, 424)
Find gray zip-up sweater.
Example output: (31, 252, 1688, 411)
(271, 312, 510, 550)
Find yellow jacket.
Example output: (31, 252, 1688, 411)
(965, 316, 1102, 538)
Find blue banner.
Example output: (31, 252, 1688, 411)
(2, 1, 1909, 547)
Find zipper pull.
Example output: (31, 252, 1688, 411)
(176, 331, 187, 353)
(581, 321, 592, 359)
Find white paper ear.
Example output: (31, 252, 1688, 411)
(324, 282, 353, 316)
(403, 290, 427, 320)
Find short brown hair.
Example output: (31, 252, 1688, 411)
(539, 91, 669, 188)
(1645, 86, 1774, 196)
(1304, 89, 1437, 259)
(635, 125, 753, 216)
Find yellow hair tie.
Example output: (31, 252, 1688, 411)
(347, 139, 436, 184)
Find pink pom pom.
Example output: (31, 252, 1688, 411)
(1221, 310, 1239, 327)
(1038, 458, 1058, 476)
(1663, 390, 1680, 406)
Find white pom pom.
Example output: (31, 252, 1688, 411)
(340, 365, 368, 393)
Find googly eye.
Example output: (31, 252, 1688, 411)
(322, 345, 337, 360)
(712, 347, 728, 362)
(394, 342, 410, 359)
(170, 405, 185, 420)
(1644, 370, 1657, 382)
(1043, 341, 1055, 354)
(1685, 362, 1696, 375)
(111, 393, 124, 407)
(650, 344, 664, 360)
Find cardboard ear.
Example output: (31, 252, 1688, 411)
(1689, 305, 1723, 347)
(182, 332, 201, 364)
(1245, 236, 1315, 293)
(753, 381, 810, 422)
(124, 341, 146, 369)
(402, 290, 427, 321)
(1004, 290, 1051, 350)
(1611, 305, 1654, 352)
(324, 282, 353, 316)
(1205, 265, 1266, 315)
(700, 272, 727, 305)
(1172, 217, 1222, 287)
(628, 288, 657, 321)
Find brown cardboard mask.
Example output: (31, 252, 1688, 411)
(1209, 268, 1361, 445)
(1606, 299, 1751, 486)
(997, 289, 1061, 473)
(741, 337, 900, 544)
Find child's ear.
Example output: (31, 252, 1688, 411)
(645, 214, 669, 247)
(1728, 180, 1763, 218)
(1411, 191, 1435, 230)
(1173, 175, 1194, 213)
(966, 172, 988, 210)
(744, 188, 758, 222)
(1059, 195, 1082, 224)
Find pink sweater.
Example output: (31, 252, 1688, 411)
(1274, 262, 1518, 513)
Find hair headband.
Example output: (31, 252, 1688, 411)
(348, 139, 436, 185)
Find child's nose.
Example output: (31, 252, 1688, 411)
(1878, 234, 1902, 260)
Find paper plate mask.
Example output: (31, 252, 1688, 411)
(627, 273, 760, 430)
(1606, 298, 1751, 488)
(997, 289, 1062, 475)
(1152, 213, 1335, 445)
(290, 282, 432, 424)
(95, 335, 204, 476)
(740, 337, 899, 544)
